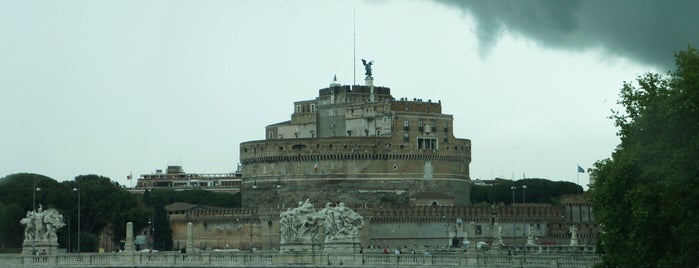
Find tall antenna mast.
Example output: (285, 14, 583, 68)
(353, 9, 356, 85)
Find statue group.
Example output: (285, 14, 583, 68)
(279, 200, 364, 253)
(20, 205, 65, 255)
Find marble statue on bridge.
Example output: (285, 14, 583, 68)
(20, 205, 65, 255)
(279, 200, 364, 254)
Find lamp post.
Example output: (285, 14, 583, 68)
(522, 184, 527, 261)
(510, 186, 516, 250)
(73, 181, 80, 254)
(236, 218, 241, 250)
(152, 216, 156, 251)
(443, 216, 448, 248)
(67, 217, 71, 253)
(32, 177, 41, 255)
(249, 219, 253, 253)
(148, 219, 152, 251)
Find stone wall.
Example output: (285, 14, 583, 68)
(169, 204, 578, 252)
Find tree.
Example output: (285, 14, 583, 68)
(0, 173, 67, 251)
(470, 178, 581, 205)
(591, 46, 699, 267)
(69, 175, 147, 252)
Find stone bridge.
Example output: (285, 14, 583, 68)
(0, 251, 600, 268)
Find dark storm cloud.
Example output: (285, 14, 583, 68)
(434, 0, 699, 70)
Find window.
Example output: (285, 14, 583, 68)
(296, 105, 301, 114)
(403, 120, 409, 131)
(417, 137, 438, 150)
(383, 116, 389, 123)
(418, 120, 424, 132)
(403, 132, 409, 141)
(268, 131, 274, 139)
(310, 104, 315, 113)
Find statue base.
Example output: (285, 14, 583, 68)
(280, 241, 321, 265)
(279, 241, 318, 254)
(527, 237, 535, 245)
(365, 76, 374, 87)
(22, 239, 59, 255)
(569, 239, 578, 247)
(323, 238, 361, 254)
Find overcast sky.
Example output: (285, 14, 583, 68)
(2, 0, 697, 189)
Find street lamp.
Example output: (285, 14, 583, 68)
(249, 219, 253, 253)
(236, 218, 241, 250)
(510, 185, 516, 249)
(522, 184, 527, 260)
(73, 182, 80, 254)
(443, 216, 448, 248)
(32, 176, 41, 255)
(148, 219, 152, 251)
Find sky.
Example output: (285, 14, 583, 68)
(1, 0, 697, 189)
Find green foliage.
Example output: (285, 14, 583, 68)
(0, 173, 150, 252)
(0, 173, 68, 250)
(470, 178, 581, 204)
(591, 46, 699, 267)
(0, 203, 25, 250)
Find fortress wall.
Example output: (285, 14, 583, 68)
(168, 204, 569, 252)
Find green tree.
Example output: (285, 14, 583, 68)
(591, 46, 699, 267)
(69, 175, 146, 252)
(0, 173, 67, 250)
(470, 178, 581, 205)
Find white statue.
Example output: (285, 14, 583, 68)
(279, 200, 364, 245)
(279, 199, 324, 243)
(20, 205, 65, 243)
(569, 225, 579, 246)
(319, 202, 364, 241)
(570, 225, 577, 237)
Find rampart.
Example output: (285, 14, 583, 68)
(240, 136, 471, 206)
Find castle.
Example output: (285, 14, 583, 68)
(139, 70, 596, 253)
(239, 75, 472, 208)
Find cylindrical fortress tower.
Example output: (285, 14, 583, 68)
(240, 81, 471, 207)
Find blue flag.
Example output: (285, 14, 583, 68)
(577, 165, 585, 173)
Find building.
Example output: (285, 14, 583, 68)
(135, 165, 242, 194)
(239, 76, 472, 207)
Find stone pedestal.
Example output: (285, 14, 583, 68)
(570, 237, 578, 246)
(186, 222, 194, 253)
(365, 76, 374, 87)
(527, 236, 535, 245)
(280, 241, 319, 265)
(323, 238, 361, 254)
(124, 222, 134, 253)
(22, 239, 59, 255)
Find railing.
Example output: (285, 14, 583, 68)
(0, 251, 601, 267)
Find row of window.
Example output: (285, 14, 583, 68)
(404, 133, 449, 143)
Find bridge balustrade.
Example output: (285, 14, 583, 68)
(0, 251, 601, 267)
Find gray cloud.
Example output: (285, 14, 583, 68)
(434, 0, 699, 70)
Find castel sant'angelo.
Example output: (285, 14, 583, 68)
(159, 63, 593, 252)
(239, 67, 472, 208)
